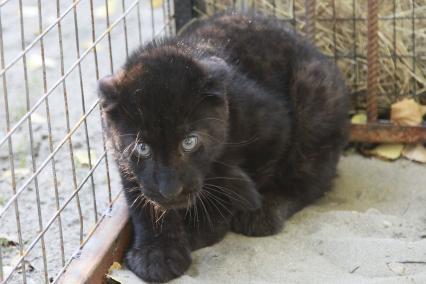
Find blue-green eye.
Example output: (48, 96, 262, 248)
(182, 134, 199, 152)
(136, 143, 151, 158)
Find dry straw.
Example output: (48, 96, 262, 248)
(202, 0, 426, 113)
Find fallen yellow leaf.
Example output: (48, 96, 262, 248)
(391, 98, 426, 126)
(28, 54, 56, 70)
(152, 0, 163, 9)
(0, 234, 18, 247)
(95, 0, 117, 18)
(75, 150, 97, 167)
(370, 144, 404, 161)
(402, 144, 426, 163)
(11, 254, 35, 273)
(108, 261, 122, 274)
(351, 113, 367, 125)
(1, 168, 30, 181)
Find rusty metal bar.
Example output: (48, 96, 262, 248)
(350, 123, 426, 143)
(57, 194, 131, 284)
(367, 0, 379, 122)
(304, 0, 316, 42)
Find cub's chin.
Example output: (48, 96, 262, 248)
(147, 192, 198, 210)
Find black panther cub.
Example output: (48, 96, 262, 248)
(98, 14, 348, 282)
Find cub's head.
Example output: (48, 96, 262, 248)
(99, 46, 230, 209)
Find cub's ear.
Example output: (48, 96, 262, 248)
(199, 57, 230, 102)
(98, 74, 120, 112)
(200, 56, 231, 80)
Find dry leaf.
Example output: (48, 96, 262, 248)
(106, 269, 142, 284)
(370, 144, 404, 161)
(28, 54, 56, 70)
(11, 254, 35, 273)
(108, 261, 122, 274)
(0, 234, 18, 247)
(402, 144, 426, 163)
(152, 0, 163, 9)
(391, 98, 426, 126)
(82, 41, 103, 52)
(75, 150, 97, 167)
(351, 113, 367, 125)
(95, 0, 117, 18)
(1, 168, 30, 181)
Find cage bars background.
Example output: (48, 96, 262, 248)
(0, 1, 173, 283)
(195, 0, 426, 142)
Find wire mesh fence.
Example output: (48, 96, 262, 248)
(200, 0, 426, 116)
(0, 0, 173, 283)
(196, 0, 426, 142)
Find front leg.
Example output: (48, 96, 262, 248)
(125, 188, 191, 282)
(231, 190, 303, 237)
(182, 164, 262, 251)
(204, 163, 262, 211)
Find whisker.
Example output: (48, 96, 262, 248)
(185, 193, 192, 219)
(203, 183, 252, 207)
(130, 193, 143, 208)
(212, 160, 235, 169)
(202, 190, 231, 221)
(225, 135, 259, 146)
(199, 191, 213, 230)
(155, 209, 167, 225)
(205, 176, 247, 181)
(117, 133, 137, 138)
(194, 193, 200, 229)
(198, 131, 259, 147)
(187, 117, 227, 126)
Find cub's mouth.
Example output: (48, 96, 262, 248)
(140, 190, 197, 210)
(156, 194, 194, 209)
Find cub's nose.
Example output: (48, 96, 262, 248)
(158, 182, 183, 200)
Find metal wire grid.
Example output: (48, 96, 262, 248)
(204, 0, 426, 110)
(0, 0, 174, 283)
(312, 0, 425, 115)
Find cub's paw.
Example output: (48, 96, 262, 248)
(125, 243, 191, 283)
(231, 208, 282, 237)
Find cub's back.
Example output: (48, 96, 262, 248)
(183, 14, 349, 161)
(182, 15, 316, 95)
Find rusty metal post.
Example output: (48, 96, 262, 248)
(367, 0, 379, 122)
(304, 0, 316, 42)
(57, 194, 131, 283)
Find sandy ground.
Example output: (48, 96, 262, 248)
(109, 154, 426, 284)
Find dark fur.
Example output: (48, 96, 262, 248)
(99, 15, 349, 282)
